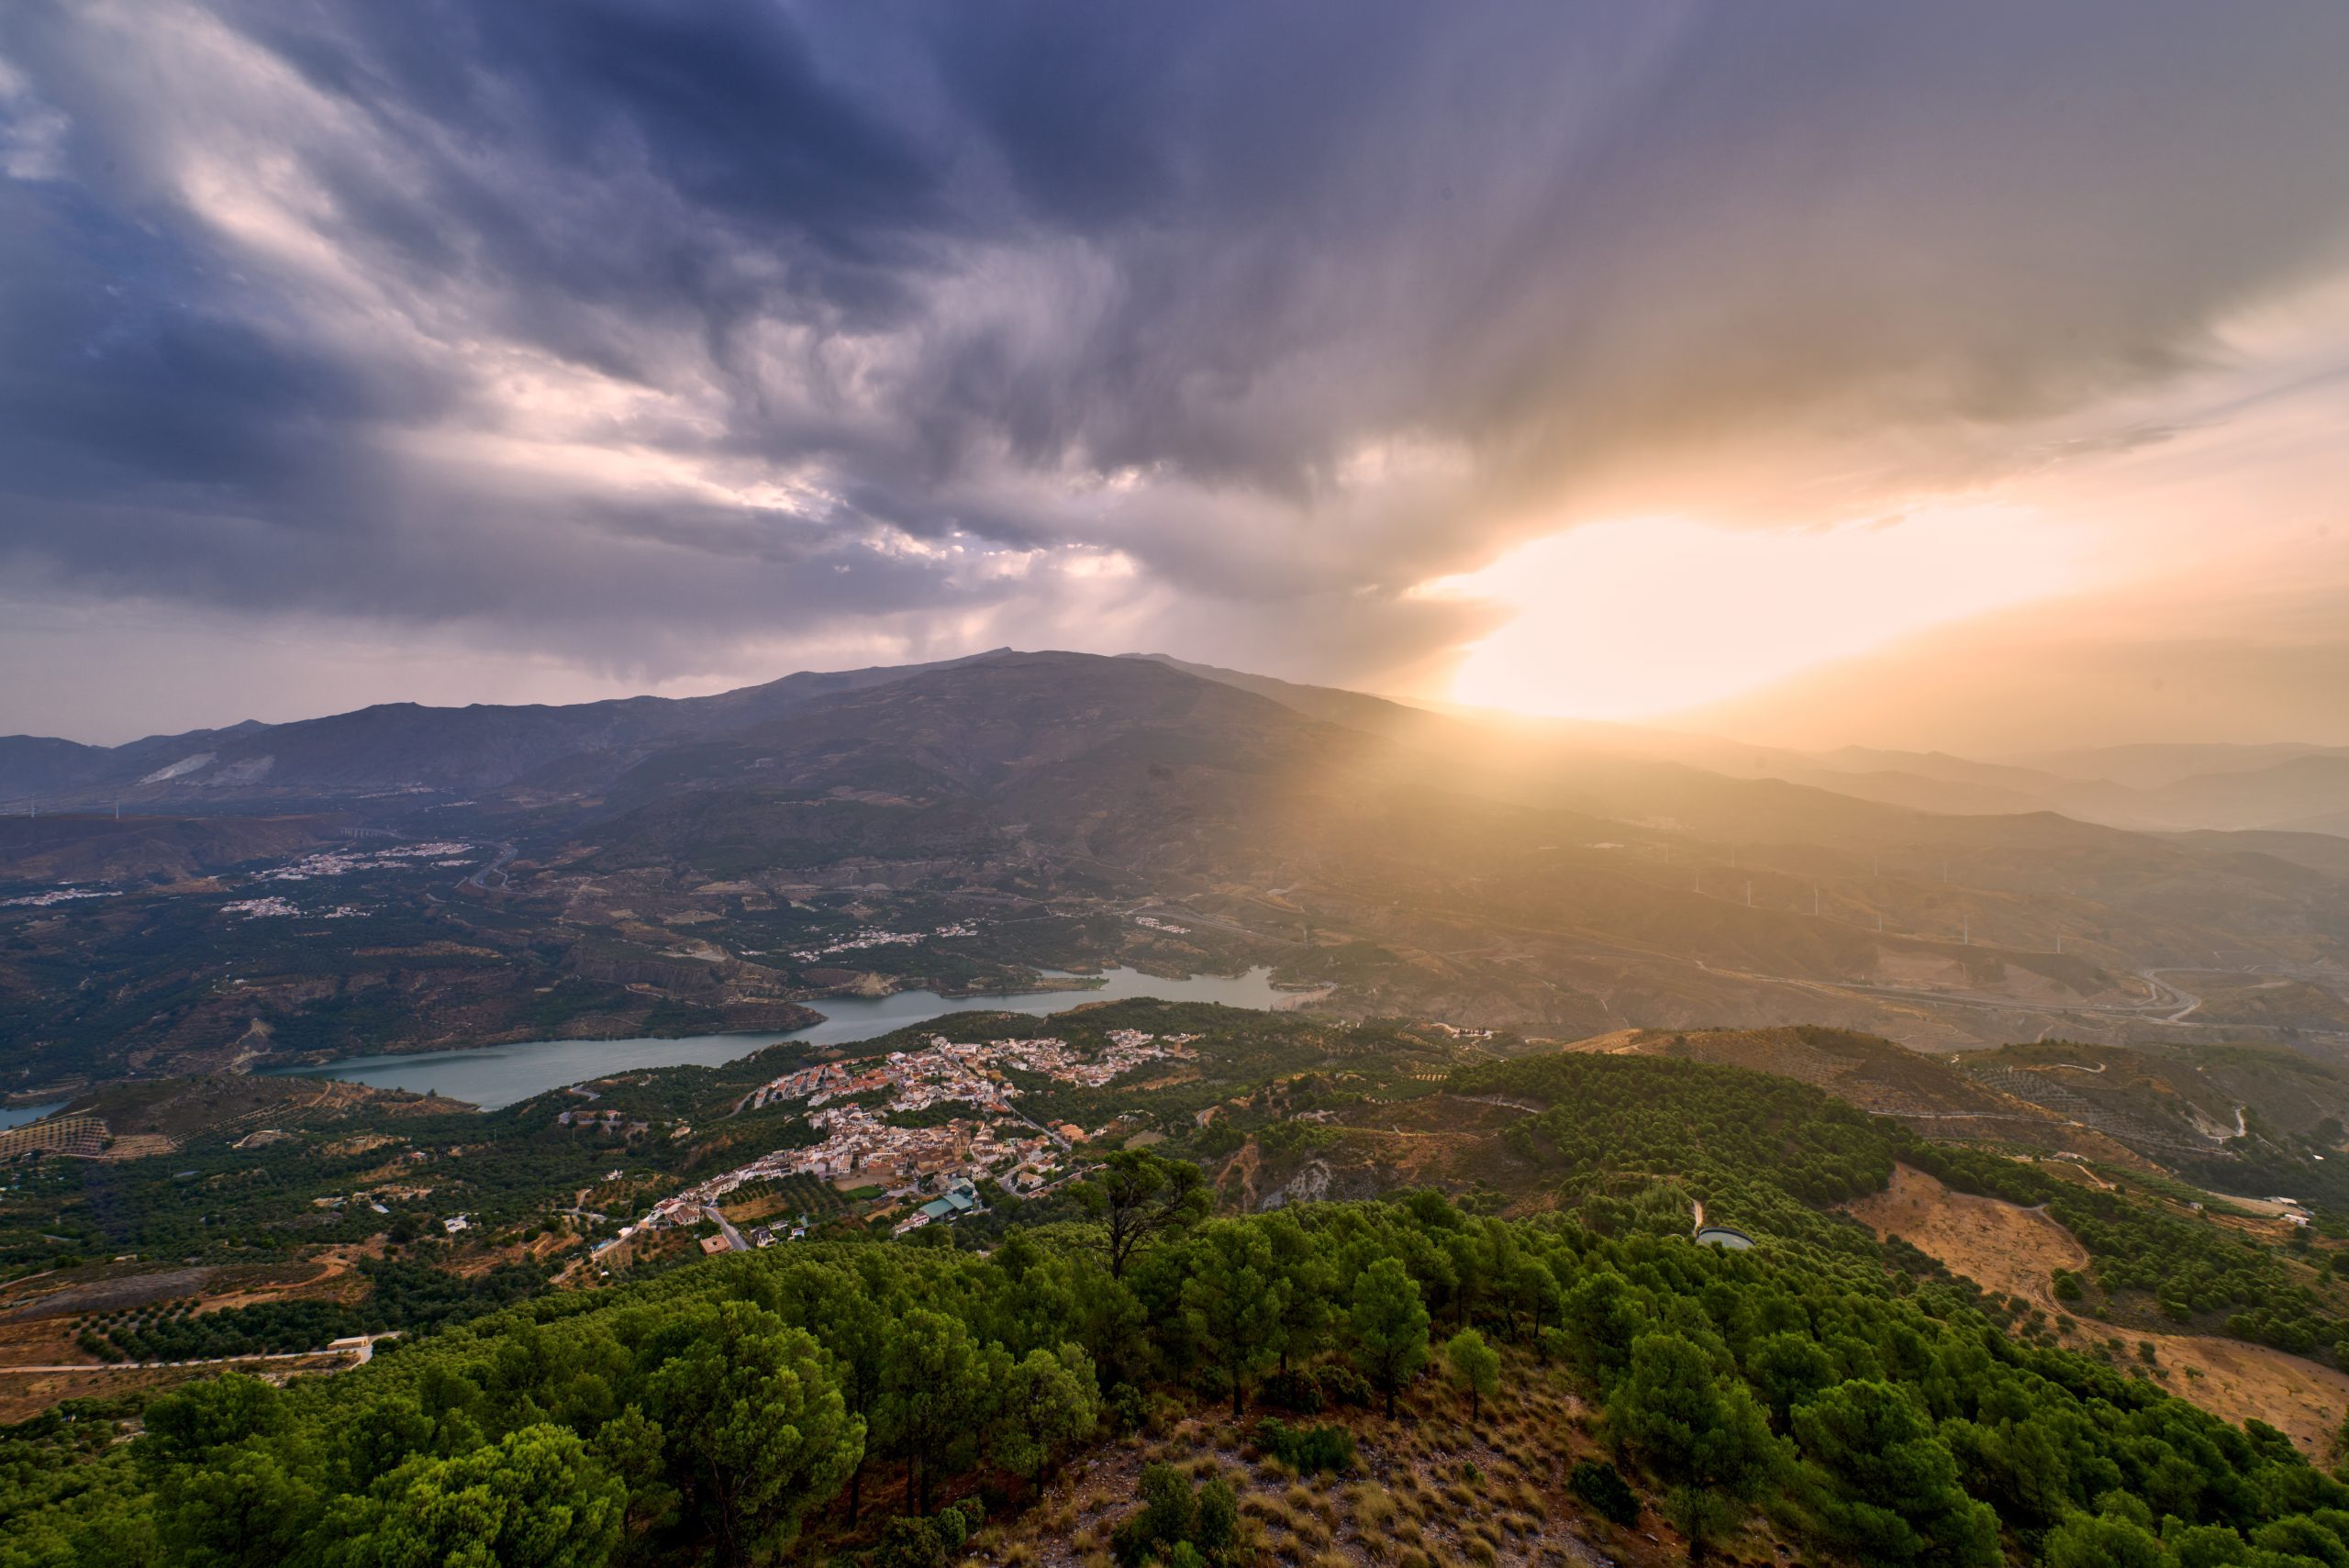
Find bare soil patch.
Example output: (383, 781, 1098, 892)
(1848, 1163, 2349, 1455)
(0, 1353, 359, 1424)
(0, 1264, 213, 1324)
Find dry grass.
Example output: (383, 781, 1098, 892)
(1347, 1481, 1399, 1535)
(1287, 1480, 1341, 1535)
(1242, 1491, 1309, 1537)
(948, 1340, 1759, 1568)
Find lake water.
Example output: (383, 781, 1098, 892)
(0, 1100, 68, 1130)
(261, 966, 1297, 1110)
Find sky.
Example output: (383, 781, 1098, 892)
(4, 2, 2349, 751)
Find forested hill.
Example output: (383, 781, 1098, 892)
(8, 1057, 2349, 1567)
(1456, 1051, 2349, 1364)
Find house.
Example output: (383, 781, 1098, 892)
(442, 1215, 471, 1233)
(914, 1182, 981, 1227)
(698, 1234, 730, 1255)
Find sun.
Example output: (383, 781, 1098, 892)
(1420, 509, 2082, 720)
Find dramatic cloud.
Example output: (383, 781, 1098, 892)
(3, 1, 2348, 740)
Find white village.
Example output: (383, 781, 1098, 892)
(599, 1026, 1199, 1261)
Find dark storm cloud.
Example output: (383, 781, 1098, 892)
(2, 0, 2348, 693)
(0, 185, 386, 493)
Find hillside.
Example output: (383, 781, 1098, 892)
(7, 1045, 2349, 1567)
(0, 651, 1010, 812)
(0, 813, 337, 886)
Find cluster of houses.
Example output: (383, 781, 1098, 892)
(259, 841, 478, 880)
(2266, 1195, 2316, 1227)
(1095, 1028, 1201, 1083)
(217, 895, 371, 920)
(621, 1101, 1065, 1252)
(743, 1028, 1200, 1117)
(220, 896, 302, 918)
(785, 920, 979, 964)
(600, 1024, 1215, 1262)
(0, 885, 112, 909)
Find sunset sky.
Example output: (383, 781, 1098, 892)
(5, 3, 2349, 751)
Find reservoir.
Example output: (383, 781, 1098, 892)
(262, 966, 1301, 1110)
(0, 1100, 68, 1130)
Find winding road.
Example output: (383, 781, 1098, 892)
(462, 841, 517, 893)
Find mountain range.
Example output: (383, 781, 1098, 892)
(12, 650, 2349, 836)
(6, 649, 2349, 1084)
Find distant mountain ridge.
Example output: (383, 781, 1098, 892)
(2012, 741, 2349, 790)
(1778, 746, 2349, 836)
(10, 646, 2349, 840)
(0, 650, 1013, 809)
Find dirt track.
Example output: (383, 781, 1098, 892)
(1847, 1163, 2349, 1456)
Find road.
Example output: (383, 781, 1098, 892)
(0, 1334, 393, 1373)
(462, 841, 517, 893)
(2142, 968, 2206, 1022)
(703, 1204, 751, 1252)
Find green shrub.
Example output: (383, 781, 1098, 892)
(1107, 1381, 1149, 1433)
(1261, 1369, 1323, 1413)
(1313, 1362, 1374, 1409)
(1256, 1418, 1354, 1475)
(1114, 1462, 1198, 1566)
(1570, 1460, 1641, 1527)
(875, 1515, 952, 1568)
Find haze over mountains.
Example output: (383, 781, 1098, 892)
(11, 649, 2349, 839)
(6, 649, 2349, 1082)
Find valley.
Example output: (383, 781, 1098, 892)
(11, 654, 2349, 1565)
(8, 652, 2349, 1105)
(17, 8, 2349, 1562)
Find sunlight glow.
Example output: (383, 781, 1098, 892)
(1424, 509, 2084, 719)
